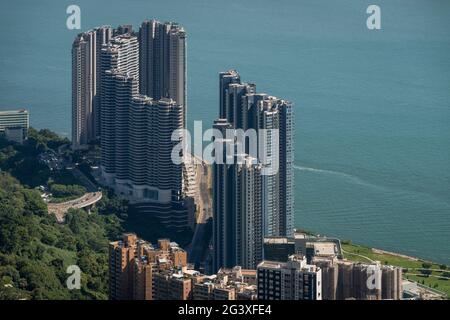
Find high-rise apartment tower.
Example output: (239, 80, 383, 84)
(71, 26, 112, 149)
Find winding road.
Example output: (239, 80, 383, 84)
(47, 191, 102, 223)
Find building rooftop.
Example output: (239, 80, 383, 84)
(172, 273, 184, 279)
(0, 109, 28, 115)
(264, 237, 295, 244)
(257, 260, 284, 269)
(241, 269, 256, 276)
(309, 242, 337, 257)
(183, 269, 200, 276)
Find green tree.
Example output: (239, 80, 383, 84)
(420, 269, 432, 277)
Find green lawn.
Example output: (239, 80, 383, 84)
(342, 242, 450, 298)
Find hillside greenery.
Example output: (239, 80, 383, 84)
(0, 128, 69, 188)
(0, 129, 193, 299)
(0, 172, 123, 299)
(48, 183, 87, 202)
(0, 130, 122, 299)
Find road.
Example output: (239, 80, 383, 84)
(71, 167, 98, 192)
(342, 248, 375, 263)
(47, 191, 102, 223)
(187, 157, 212, 268)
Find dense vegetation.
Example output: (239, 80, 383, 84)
(0, 128, 70, 187)
(0, 129, 193, 300)
(49, 183, 87, 202)
(0, 172, 122, 299)
(0, 130, 122, 299)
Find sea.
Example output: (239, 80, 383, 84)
(0, 0, 449, 264)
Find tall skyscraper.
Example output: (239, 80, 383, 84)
(127, 95, 184, 201)
(71, 26, 112, 149)
(99, 34, 140, 185)
(93, 26, 113, 138)
(139, 20, 187, 121)
(212, 119, 234, 271)
(217, 70, 294, 237)
(278, 99, 294, 236)
(72, 20, 187, 149)
(212, 140, 264, 270)
(138, 20, 195, 226)
(98, 26, 193, 230)
(258, 96, 294, 237)
(235, 156, 263, 269)
(72, 32, 94, 149)
(213, 70, 294, 271)
(219, 70, 241, 119)
(100, 70, 138, 186)
(100, 33, 184, 201)
(114, 24, 133, 36)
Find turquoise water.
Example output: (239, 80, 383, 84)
(1, 0, 449, 264)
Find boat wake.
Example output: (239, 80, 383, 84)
(293, 165, 384, 190)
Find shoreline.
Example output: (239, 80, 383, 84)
(371, 248, 420, 262)
(301, 230, 447, 267)
(346, 242, 447, 266)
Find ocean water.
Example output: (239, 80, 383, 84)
(0, 0, 449, 264)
